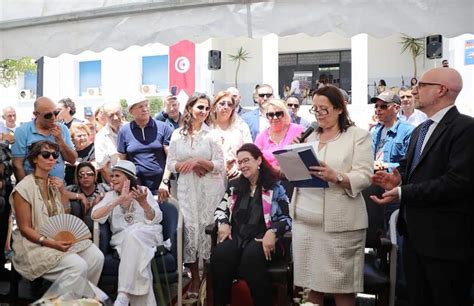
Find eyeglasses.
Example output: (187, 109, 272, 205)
(374, 104, 390, 110)
(237, 157, 252, 166)
(37, 110, 61, 120)
(196, 105, 210, 111)
(287, 103, 300, 109)
(309, 107, 330, 115)
(217, 101, 234, 108)
(39, 151, 60, 159)
(258, 93, 273, 98)
(266, 111, 284, 119)
(415, 82, 444, 88)
(79, 171, 95, 178)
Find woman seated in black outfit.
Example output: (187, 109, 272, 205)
(64, 161, 111, 230)
(211, 143, 292, 306)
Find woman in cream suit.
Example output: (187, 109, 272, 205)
(292, 86, 373, 306)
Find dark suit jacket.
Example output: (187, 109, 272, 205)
(397, 106, 474, 261)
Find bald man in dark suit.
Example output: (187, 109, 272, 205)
(371, 67, 474, 306)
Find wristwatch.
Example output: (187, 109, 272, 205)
(162, 178, 170, 186)
(336, 173, 344, 184)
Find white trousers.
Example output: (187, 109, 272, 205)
(116, 224, 163, 306)
(41, 243, 104, 294)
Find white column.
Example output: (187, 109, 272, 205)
(262, 34, 279, 95)
(350, 34, 370, 128)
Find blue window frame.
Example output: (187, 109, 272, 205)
(142, 55, 168, 92)
(79, 60, 101, 96)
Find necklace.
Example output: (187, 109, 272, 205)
(319, 132, 341, 144)
(120, 199, 136, 224)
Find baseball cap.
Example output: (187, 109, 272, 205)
(370, 91, 401, 105)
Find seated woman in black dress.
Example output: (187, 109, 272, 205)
(211, 143, 292, 306)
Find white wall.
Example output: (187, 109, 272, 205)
(209, 37, 262, 106)
(450, 34, 474, 116)
(279, 33, 351, 53)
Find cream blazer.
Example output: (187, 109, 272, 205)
(291, 126, 373, 232)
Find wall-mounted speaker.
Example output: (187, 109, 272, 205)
(426, 35, 442, 59)
(208, 50, 221, 70)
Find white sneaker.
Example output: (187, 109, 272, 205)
(114, 293, 130, 306)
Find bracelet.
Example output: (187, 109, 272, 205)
(38, 236, 46, 246)
(76, 193, 79, 200)
(144, 206, 154, 215)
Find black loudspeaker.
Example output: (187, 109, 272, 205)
(426, 35, 442, 59)
(208, 50, 221, 70)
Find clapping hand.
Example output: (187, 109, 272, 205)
(119, 180, 133, 208)
(132, 186, 147, 207)
(370, 168, 402, 205)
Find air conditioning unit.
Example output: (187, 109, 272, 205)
(141, 84, 157, 95)
(18, 89, 32, 99)
(86, 87, 101, 96)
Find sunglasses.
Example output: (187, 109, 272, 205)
(37, 110, 61, 120)
(258, 93, 273, 98)
(266, 111, 284, 119)
(39, 151, 60, 159)
(374, 104, 390, 110)
(287, 103, 300, 109)
(79, 171, 95, 178)
(196, 105, 210, 111)
(217, 101, 234, 108)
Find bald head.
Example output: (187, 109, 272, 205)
(34, 96, 56, 112)
(422, 67, 463, 100)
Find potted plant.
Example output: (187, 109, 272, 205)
(400, 34, 424, 79)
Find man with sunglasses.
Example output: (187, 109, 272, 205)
(398, 86, 427, 127)
(371, 68, 474, 306)
(369, 91, 414, 171)
(242, 84, 274, 141)
(11, 97, 77, 182)
(285, 95, 311, 129)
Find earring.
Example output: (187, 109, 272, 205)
(258, 165, 260, 170)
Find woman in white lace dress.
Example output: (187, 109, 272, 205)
(166, 93, 226, 299)
(210, 91, 252, 179)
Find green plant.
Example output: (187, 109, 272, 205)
(0, 57, 37, 87)
(120, 97, 163, 121)
(228, 47, 251, 88)
(400, 34, 425, 79)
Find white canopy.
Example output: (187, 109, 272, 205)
(1, 0, 473, 60)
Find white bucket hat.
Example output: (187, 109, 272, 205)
(112, 160, 137, 180)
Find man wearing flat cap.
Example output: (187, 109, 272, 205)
(117, 97, 174, 201)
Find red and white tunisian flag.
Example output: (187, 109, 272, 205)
(169, 40, 195, 97)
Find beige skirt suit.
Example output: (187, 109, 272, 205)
(291, 126, 373, 293)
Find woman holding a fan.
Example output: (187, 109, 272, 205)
(91, 159, 165, 306)
(10, 140, 104, 289)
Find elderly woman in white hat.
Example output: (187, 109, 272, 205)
(91, 160, 165, 306)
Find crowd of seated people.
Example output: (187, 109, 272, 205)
(0, 67, 472, 306)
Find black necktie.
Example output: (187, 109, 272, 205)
(409, 119, 434, 175)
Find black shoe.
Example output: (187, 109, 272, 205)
(0, 267, 11, 281)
